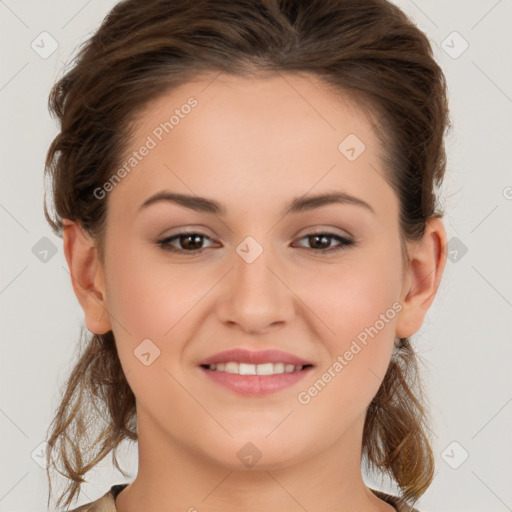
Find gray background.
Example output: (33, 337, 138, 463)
(1, 1, 511, 510)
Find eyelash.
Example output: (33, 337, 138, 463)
(156, 231, 356, 255)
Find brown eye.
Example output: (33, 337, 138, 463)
(178, 234, 204, 251)
(156, 231, 355, 255)
(157, 232, 214, 253)
(294, 232, 355, 253)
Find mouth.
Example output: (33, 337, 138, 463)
(200, 362, 314, 375)
(198, 349, 315, 396)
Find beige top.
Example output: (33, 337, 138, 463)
(67, 484, 420, 511)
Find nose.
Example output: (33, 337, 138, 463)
(216, 240, 296, 335)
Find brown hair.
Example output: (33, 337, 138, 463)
(44, 0, 450, 509)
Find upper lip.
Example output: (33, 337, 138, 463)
(199, 348, 314, 367)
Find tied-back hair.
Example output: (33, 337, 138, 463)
(43, 0, 450, 509)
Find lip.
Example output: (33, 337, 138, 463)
(198, 348, 313, 366)
(200, 365, 314, 396)
(198, 348, 315, 396)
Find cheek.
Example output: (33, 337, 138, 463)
(103, 244, 222, 394)
(306, 243, 402, 337)
(102, 249, 197, 417)
(300, 240, 402, 396)
(104, 243, 199, 341)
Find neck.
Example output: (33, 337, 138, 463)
(115, 409, 394, 512)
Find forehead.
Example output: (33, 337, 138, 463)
(133, 71, 376, 143)
(107, 71, 395, 221)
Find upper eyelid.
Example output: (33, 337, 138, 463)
(158, 224, 354, 239)
(158, 229, 352, 240)
(158, 230, 354, 247)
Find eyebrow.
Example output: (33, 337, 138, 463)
(138, 190, 375, 216)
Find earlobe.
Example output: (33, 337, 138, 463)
(62, 220, 112, 335)
(395, 217, 447, 339)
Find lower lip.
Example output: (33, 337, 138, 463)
(200, 366, 314, 396)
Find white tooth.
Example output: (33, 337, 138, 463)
(224, 362, 239, 374)
(273, 362, 285, 374)
(239, 363, 257, 375)
(256, 363, 275, 375)
(213, 361, 302, 375)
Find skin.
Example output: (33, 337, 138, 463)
(63, 71, 447, 512)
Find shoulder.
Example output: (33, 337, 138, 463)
(370, 487, 421, 512)
(66, 484, 128, 512)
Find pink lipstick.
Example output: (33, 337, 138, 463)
(199, 348, 314, 396)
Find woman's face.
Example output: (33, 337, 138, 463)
(99, 72, 412, 470)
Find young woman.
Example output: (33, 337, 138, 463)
(43, 0, 450, 510)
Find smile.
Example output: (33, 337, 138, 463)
(203, 362, 310, 375)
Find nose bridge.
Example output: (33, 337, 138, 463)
(217, 234, 294, 332)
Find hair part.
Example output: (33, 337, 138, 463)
(43, 0, 450, 508)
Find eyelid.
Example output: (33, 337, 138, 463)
(157, 231, 217, 250)
(295, 225, 354, 240)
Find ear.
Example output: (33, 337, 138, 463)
(395, 217, 447, 338)
(62, 220, 111, 335)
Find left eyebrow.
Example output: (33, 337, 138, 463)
(138, 190, 375, 216)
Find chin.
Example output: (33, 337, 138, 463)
(193, 432, 307, 471)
